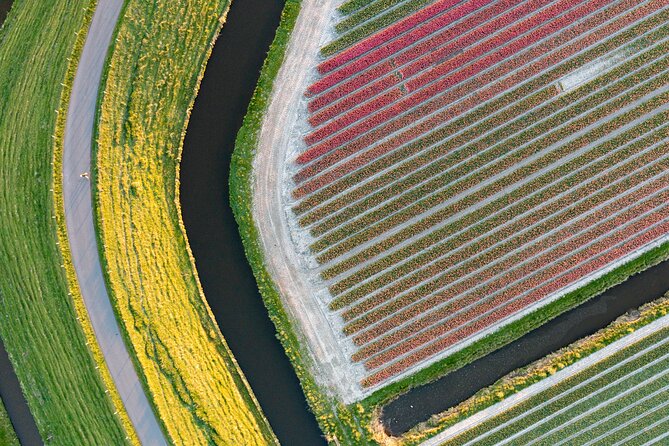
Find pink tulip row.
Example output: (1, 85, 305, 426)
(307, 0, 519, 109)
(317, 0, 464, 75)
(292, 0, 651, 176)
(323, 110, 668, 291)
(303, 0, 592, 148)
(336, 146, 669, 316)
(333, 126, 668, 320)
(310, 87, 664, 259)
(350, 184, 669, 360)
(361, 218, 669, 386)
(306, 49, 666, 236)
(309, 0, 563, 121)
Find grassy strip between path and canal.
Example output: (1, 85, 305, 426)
(93, 0, 278, 444)
(0, 399, 18, 446)
(0, 1, 135, 443)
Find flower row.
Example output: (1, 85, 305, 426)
(310, 0, 564, 119)
(304, 0, 583, 148)
(311, 86, 664, 260)
(307, 53, 666, 237)
(321, 109, 668, 285)
(361, 219, 669, 386)
(307, 0, 512, 107)
(332, 126, 668, 319)
(337, 146, 669, 318)
(350, 183, 669, 360)
(292, 4, 654, 176)
(319, 0, 467, 73)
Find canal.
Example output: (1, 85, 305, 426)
(179, 0, 326, 445)
(381, 257, 669, 436)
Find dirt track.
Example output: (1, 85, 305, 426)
(251, 0, 373, 402)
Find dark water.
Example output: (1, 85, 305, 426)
(0, 337, 42, 445)
(382, 258, 669, 436)
(0, 0, 11, 26)
(179, 1, 326, 445)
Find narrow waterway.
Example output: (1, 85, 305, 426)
(381, 258, 669, 436)
(0, 338, 42, 445)
(0, 0, 11, 25)
(179, 1, 326, 445)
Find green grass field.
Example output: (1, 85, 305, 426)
(0, 400, 18, 446)
(93, 0, 277, 444)
(0, 1, 131, 444)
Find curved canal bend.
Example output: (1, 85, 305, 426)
(180, 0, 669, 442)
(180, 0, 326, 444)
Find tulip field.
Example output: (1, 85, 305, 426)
(288, 0, 669, 390)
(441, 322, 669, 445)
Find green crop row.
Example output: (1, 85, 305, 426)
(336, 0, 411, 34)
(315, 79, 669, 268)
(310, 46, 667, 238)
(444, 325, 669, 445)
(322, 0, 433, 56)
(298, 16, 669, 218)
(335, 117, 668, 320)
(338, 0, 379, 16)
(338, 135, 668, 320)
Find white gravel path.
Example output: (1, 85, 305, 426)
(252, 0, 370, 402)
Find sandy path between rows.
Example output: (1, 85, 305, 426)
(251, 0, 371, 403)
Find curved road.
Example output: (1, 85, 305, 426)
(61, 1, 166, 445)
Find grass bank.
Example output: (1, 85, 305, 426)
(93, 0, 277, 444)
(0, 400, 17, 446)
(0, 1, 132, 444)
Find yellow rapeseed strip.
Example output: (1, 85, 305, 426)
(95, 1, 277, 444)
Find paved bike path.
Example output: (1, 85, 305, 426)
(62, 1, 166, 444)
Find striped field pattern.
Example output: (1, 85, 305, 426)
(291, 0, 669, 388)
(440, 323, 669, 445)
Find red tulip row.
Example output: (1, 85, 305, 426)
(303, 0, 595, 148)
(292, 1, 659, 183)
(311, 87, 667, 259)
(351, 182, 669, 360)
(302, 89, 558, 229)
(361, 218, 669, 386)
(332, 122, 668, 318)
(307, 0, 523, 112)
(348, 169, 669, 344)
(309, 0, 576, 125)
(321, 110, 668, 284)
(335, 140, 669, 315)
(306, 51, 665, 235)
(317, 0, 464, 75)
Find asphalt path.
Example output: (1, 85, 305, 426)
(61, 1, 166, 444)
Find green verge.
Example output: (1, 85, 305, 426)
(230, 1, 375, 444)
(0, 1, 131, 444)
(0, 399, 18, 446)
(93, 0, 277, 444)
